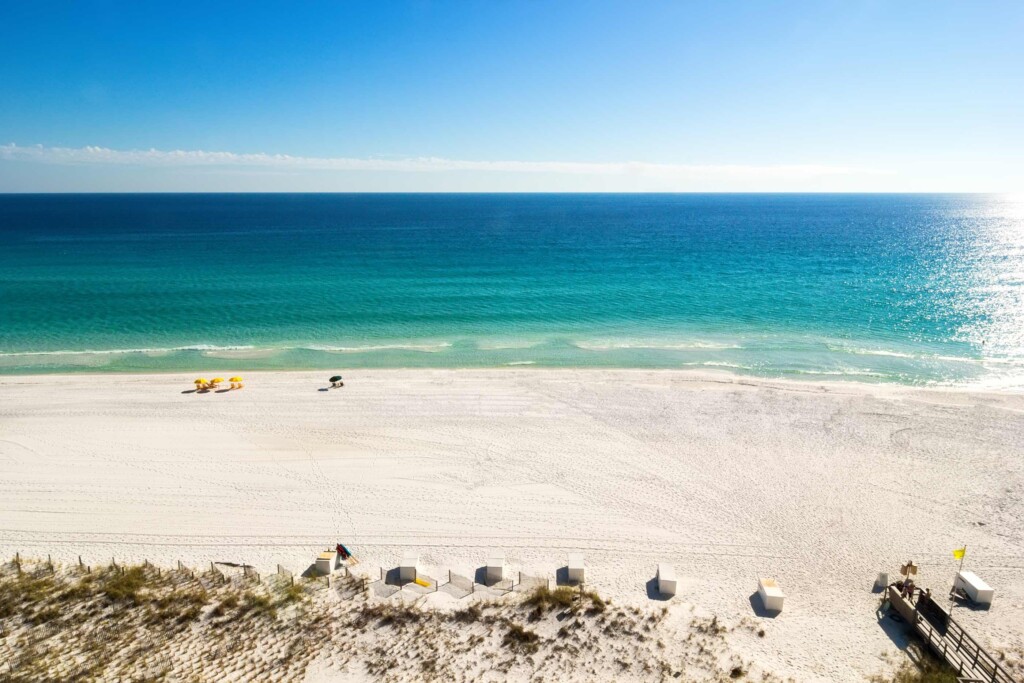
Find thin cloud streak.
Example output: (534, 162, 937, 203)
(0, 143, 890, 180)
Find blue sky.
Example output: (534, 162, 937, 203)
(1, 1, 1022, 191)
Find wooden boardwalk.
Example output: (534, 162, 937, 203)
(887, 587, 1018, 683)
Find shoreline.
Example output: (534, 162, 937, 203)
(2, 368, 1022, 680)
(1, 365, 1022, 397)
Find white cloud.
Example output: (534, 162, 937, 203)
(0, 143, 889, 181)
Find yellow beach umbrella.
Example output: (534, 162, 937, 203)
(229, 376, 243, 382)
(194, 378, 208, 385)
(211, 377, 225, 383)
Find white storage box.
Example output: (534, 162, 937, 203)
(486, 553, 505, 583)
(567, 553, 585, 583)
(657, 563, 677, 596)
(315, 551, 335, 576)
(399, 553, 419, 582)
(955, 571, 994, 606)
(758, 577, 785, 612)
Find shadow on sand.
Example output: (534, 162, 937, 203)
(748, 591, 781, 619)
(383, 567, 411, 587)
(645, 577, 672, 601)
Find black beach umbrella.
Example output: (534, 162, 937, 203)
(329, 375, 343, 383)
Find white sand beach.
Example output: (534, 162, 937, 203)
(1, 369, 1023, 681)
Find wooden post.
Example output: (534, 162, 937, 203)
(79, 555, 83, 568)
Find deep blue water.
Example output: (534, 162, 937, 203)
(1, 193, 1022, 386)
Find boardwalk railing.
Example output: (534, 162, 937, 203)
(888, 587, 1018, 683)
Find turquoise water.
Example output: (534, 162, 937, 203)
(1, 193, 1022, 386)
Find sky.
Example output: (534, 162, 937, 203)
(1, 1, 1022, 192)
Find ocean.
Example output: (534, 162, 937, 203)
(1, 193, 1022, 386)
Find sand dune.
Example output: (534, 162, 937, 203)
(1, 369, 1022, 681)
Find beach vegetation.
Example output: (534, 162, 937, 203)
(280, 581, 306, 604)
(870, 657, 958, 683)
(240, 591, 276, 618)
(523, 585, 577, 612)
(503, 623, 540, 653)
(0, 573, 55, 617)
(102, 566, 148, 603)
(453, 604, 481, 623)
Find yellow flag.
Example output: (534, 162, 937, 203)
(953, 547, 966, 560)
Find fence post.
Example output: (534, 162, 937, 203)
(79, 555, 83, 569)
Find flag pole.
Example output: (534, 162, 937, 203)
(950, 545, 966, 615)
